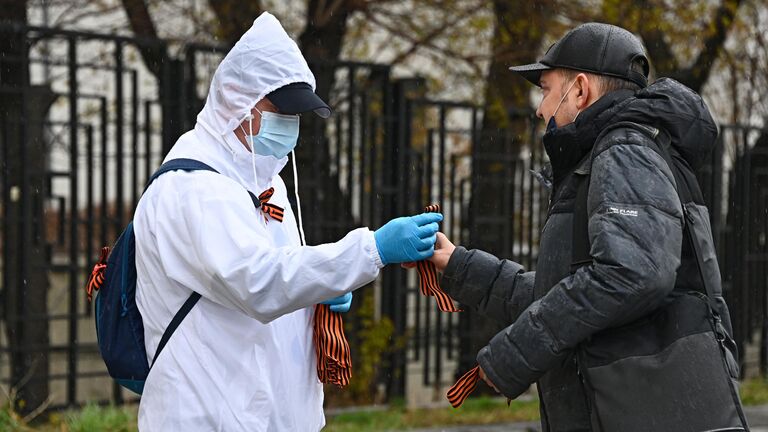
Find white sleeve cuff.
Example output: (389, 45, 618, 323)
(364, 229, 385, 269)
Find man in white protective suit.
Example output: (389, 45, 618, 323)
(132, 12, 441, 431)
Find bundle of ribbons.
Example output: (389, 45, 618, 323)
(314, 303, 352, 387)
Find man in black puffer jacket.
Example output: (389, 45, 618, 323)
(430, 23, 738, 431)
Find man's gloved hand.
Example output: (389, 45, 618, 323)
(374, 212, 443, 265)
(320, 292, 353, 313)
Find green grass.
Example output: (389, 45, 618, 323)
(740, 377, 768, 406)
(61, 404, 137, 432)
(3, 377, 768, 431)
(0, 403, 138, 432)
(324, 396, 540, 432)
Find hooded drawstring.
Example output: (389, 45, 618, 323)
(291, 150, 307, 246)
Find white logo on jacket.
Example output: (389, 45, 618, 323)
(608, 206, 639, 217)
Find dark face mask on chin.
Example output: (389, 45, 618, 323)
(543, 79, 578, 137)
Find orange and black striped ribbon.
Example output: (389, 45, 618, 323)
(409, 204, 480, 406)
(86, 246, 110, 302)
(447, 364, 509, 408)
(416, 204, 461, 313)
(313, 303, 352, 387)
(447, 365, 480, 408)
(258, 187, 284, 222)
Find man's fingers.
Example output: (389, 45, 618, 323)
(434, 232, 450, 248)
(478, 366, 499, 393)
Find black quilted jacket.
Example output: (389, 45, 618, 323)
(441, 78, 731, 431)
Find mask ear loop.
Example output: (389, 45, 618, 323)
(247, 113, 261, 192)
(290, 149, 307, 246)
(550, 79, 578, 126)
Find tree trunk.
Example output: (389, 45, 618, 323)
(292, 0, 356, 244)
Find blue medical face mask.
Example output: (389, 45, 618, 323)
(545, 79, 579, 134)
(242, 109, 300, 159)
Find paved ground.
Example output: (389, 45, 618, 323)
(405, 404, 768, 431)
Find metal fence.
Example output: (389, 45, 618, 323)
(0, 24, 766, 412)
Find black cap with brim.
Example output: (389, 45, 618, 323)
(508, 23, 650, 89)
(508, 62, 553, 87)
(266, 82, 332, 118)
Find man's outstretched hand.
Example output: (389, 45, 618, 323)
(427, 232, 456, 272)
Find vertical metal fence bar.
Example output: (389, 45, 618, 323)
(1, 113, 8, 338)
(67, 35, 79, 407)
(99, 97, 108, 248)
(335, 107, 343, 235)
(114, 41, 124, 231)
(435, 106, 446, 385)
(131, 70, 139, 209)
(422, 134, 431, 385)
(144, 100, 152, 182)
(347, 67, 356, 225)
(360, 91, 369, 224)
(112, 40, 125, 406)
(85, 124, 94, 316)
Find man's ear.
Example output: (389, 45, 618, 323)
(575, 73, 591, 110)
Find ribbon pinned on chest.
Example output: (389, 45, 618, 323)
(258, 187, 284, 222)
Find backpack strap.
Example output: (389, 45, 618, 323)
(571, 167, 591, 274)
(152, 291, 201, 368)
(570, 122, 715, 300)
(148, 158, 261, 208)
(145, 158, 261, 368)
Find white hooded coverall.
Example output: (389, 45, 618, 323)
(133, 12, 383, 431)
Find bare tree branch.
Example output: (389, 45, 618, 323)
(208, 0, 263, 47)
(120, 0, 165, 78)
(52, 5, 123, 29)
(634, 0, 679, 76)
(359, 5, 484, 73)
(682, 0, 743, 91)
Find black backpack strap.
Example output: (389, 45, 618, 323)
(248, 191, 261, 209)
(151, 292, 201, 368)
(145, 158, 262, 369)
(146, 158, 219, 188)
(147, 158, 261, 209)
(571, 174, 591, 274)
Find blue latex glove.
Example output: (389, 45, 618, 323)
(374, 212, 443, 265)
(320, 292, 353, 313)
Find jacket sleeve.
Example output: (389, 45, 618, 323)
(440, 247, 535, 325)
(146, 171, 382, 324)
(477, 132, 684, 399)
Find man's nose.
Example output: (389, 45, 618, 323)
(535, 104, 544, 120)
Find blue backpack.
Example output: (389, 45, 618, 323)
(86, 158, 260, 394)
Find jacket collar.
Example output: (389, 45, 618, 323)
(542, 89, 635, 187)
